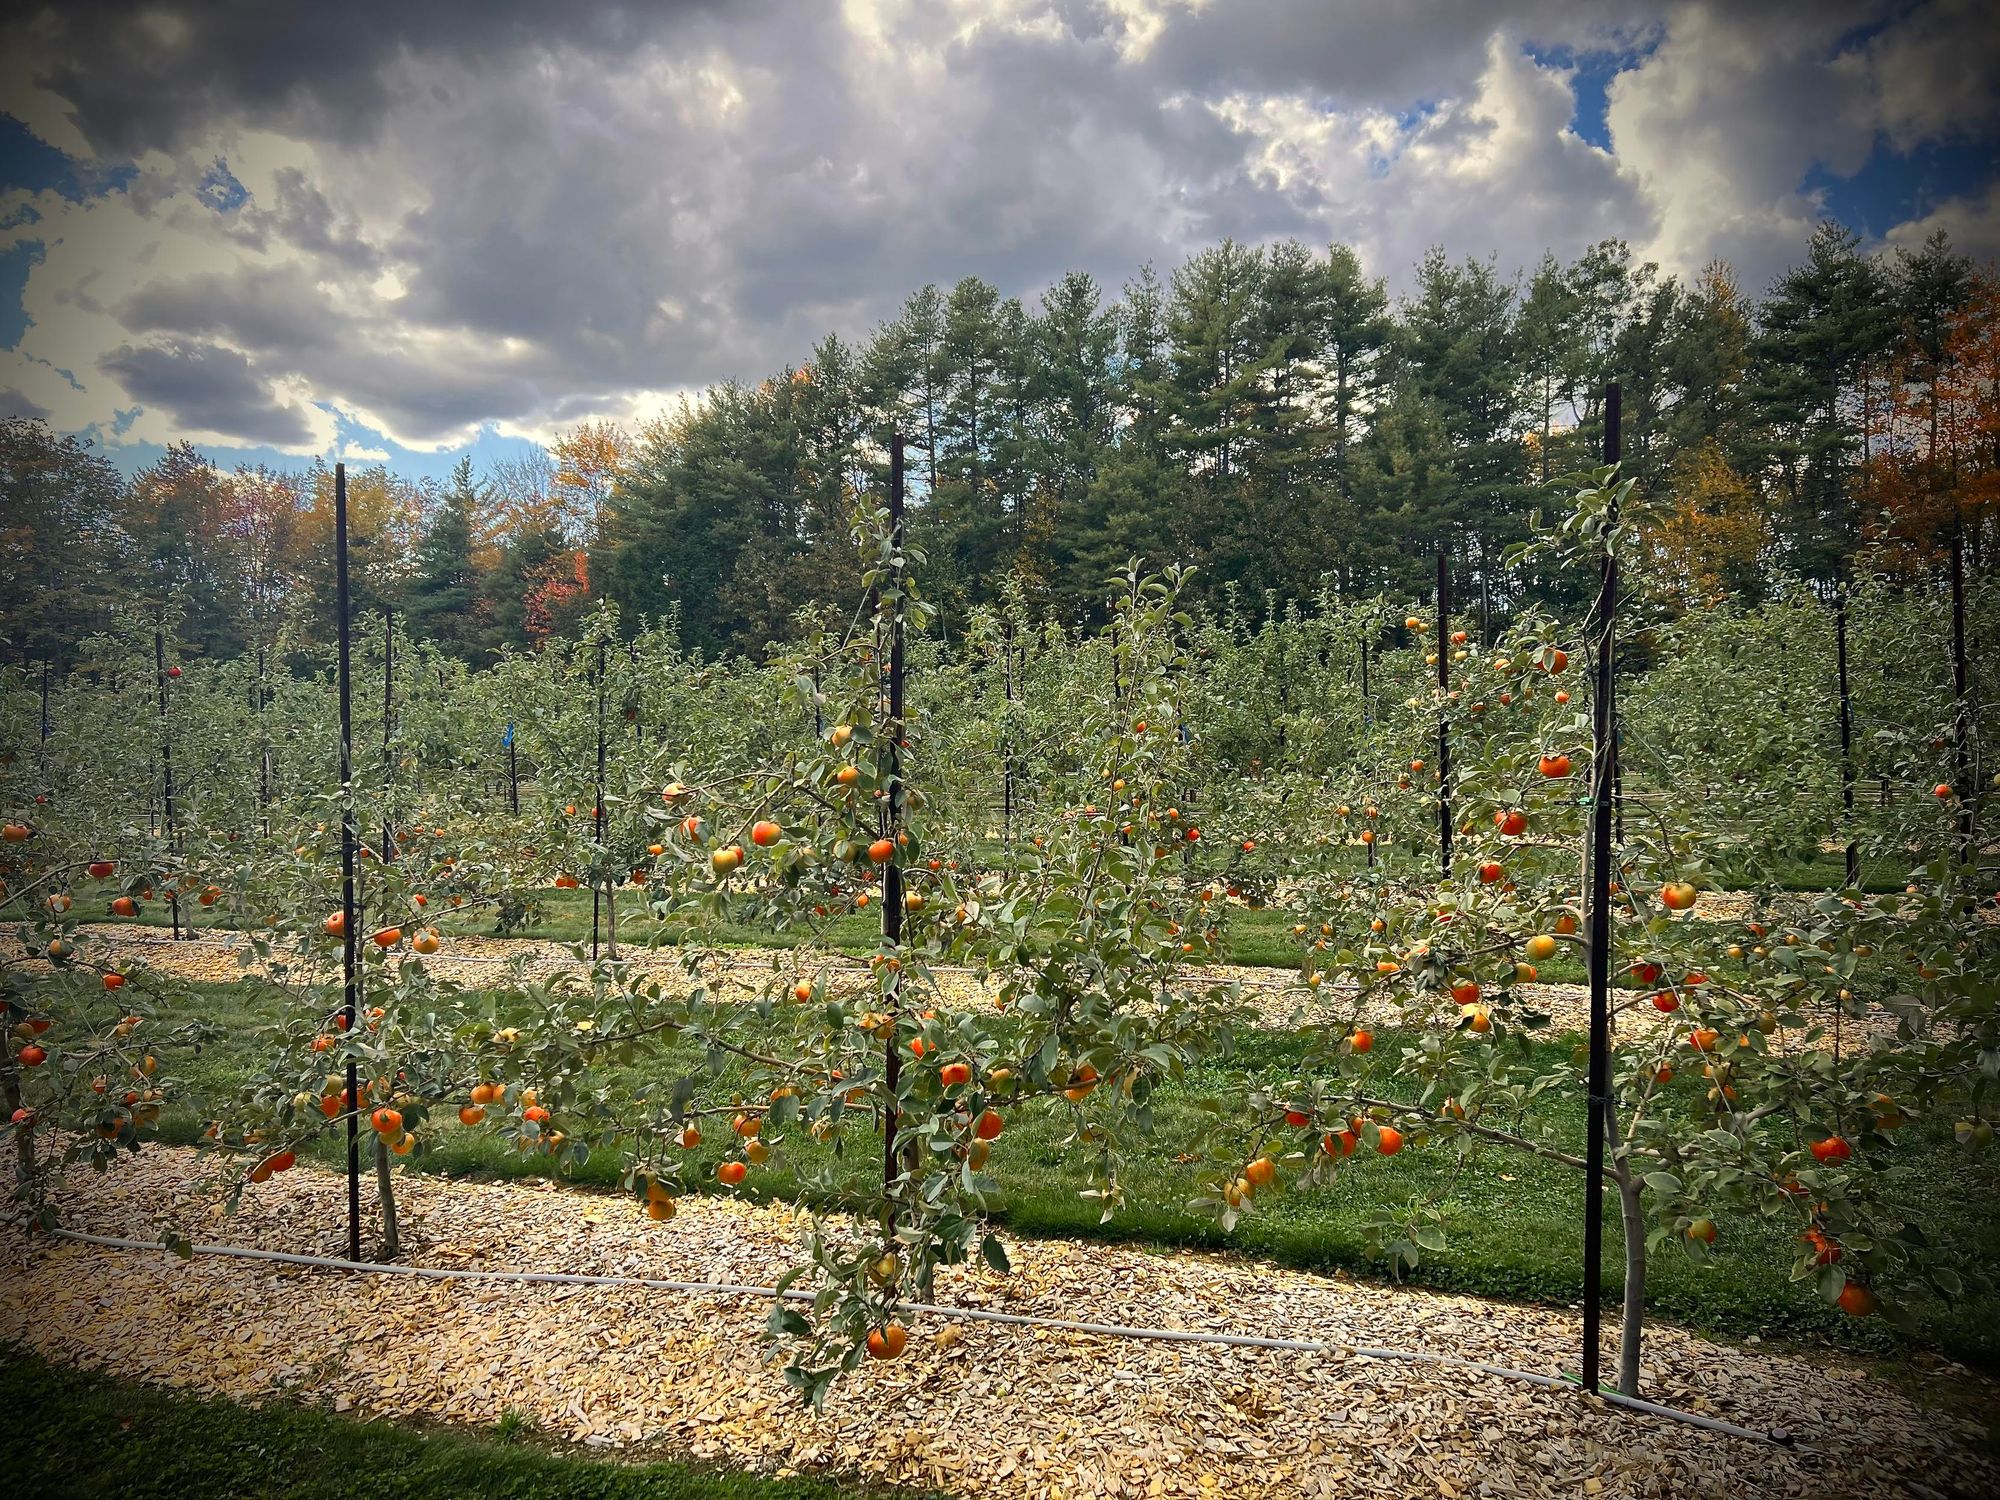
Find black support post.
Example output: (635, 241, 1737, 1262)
(1950, 521, 1976, 868)
(381, 610, 395, 864)
(592, 636, 607, 960)
(334, 463, 363, 1265)
(1360, 632, 1376, 871)
(154, 629, 181, 942)
(38, 662, 50, 795)
(1835, 585, 1858, 889)
(257, 643, 273, 841)
(1002, 619, 1015, 857)
(880, 434, 908, 1205)
(1436, 542, 1452, 877)
(1581, 382, 1621, 1397)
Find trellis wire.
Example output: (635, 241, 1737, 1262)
(48, 1229, 1792, 1448)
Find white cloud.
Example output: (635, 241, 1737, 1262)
(1197, 34, 1655, 291)
(1858, 0, 2000, 151)
(0, 0, 1990, 459)
(1603, 1, 1881, 286)
(1883, 183, 2000, 263)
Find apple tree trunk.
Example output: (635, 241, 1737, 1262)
(373, 1134, 400, 1261)
(1615, 1165, 1646, 1396)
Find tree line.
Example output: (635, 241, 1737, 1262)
(3, 222, 1993, 668)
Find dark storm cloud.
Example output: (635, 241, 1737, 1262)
(1136, 0, 1657, 105)
(3, 0, 1991, 454)
(120, 265, 338, 355)
(8, 0, 746, 157)
(0, 387, 51, 421)
(231, 169, 384, 272)
(98, 339, 312, 445)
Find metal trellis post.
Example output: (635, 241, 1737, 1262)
(334, 463, 363, 1264)
(38, 662, 50, 797)
(592, 635, 608, 960)
(880, 433, 908, 1205)
(1950, 520, 1977, 868)
(1436, 543, 1452, 877)
(1835, 585, 1858, 889)
(381, 610, 395, 864)
(154, 629, 181, 942)
(1581, 382, 1621, 1396)
(257, 643, 273, 841)
(1361, 632, 1375, 871)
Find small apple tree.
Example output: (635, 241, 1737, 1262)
(1201, 467, 1991, 1397)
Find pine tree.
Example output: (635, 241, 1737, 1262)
(1029, 271, 1120, 611)
(1749, 222, 1895, 579)
(0, 419, 131, 668)
(1321, 244, 1392, 511)
(1393, 249, 1526, 605)
(407, 457, 486, 662)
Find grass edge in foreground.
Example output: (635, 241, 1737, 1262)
(0, 1344, 933, 1500)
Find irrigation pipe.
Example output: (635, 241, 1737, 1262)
(49, 1227, 1792, 1448)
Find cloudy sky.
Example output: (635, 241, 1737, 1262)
(2, 0, 1996, 480)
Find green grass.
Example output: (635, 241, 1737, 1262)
(0, 1346, 925, 1500)
(85, 976, 2000, 1373)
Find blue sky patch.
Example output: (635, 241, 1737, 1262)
(196, 158, 250, 213)
(1803, 136, 1998, 241)
(1523, 41, 1655, 152)
(0, 239, 43, 349)
(98, 418, 552, 483)
(0, 113, 136, 201)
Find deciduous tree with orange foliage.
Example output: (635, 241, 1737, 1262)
(1644, 440, 1767, 608)
(1860, 252, 1997, 569)
(550, 421, 631, 545)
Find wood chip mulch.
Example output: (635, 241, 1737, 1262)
(3, 1149, 1994, 1499)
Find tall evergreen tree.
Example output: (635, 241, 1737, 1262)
(407, 457, 486, 662)
(863, 285, 948, 500)
(1393, 250, 1525, 603)
(1028, 271, 1120, 610)
(1750, 222, 1896, 578)
(1321, 244, 1392, 512)
(0, 419, 131, 668)
(1159, 240, 1269, 598)
(1516, 252, 1583, 485)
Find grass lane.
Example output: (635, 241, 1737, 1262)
(0, 1346, 928, 1500)
(48, 974, 1998, 1372)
